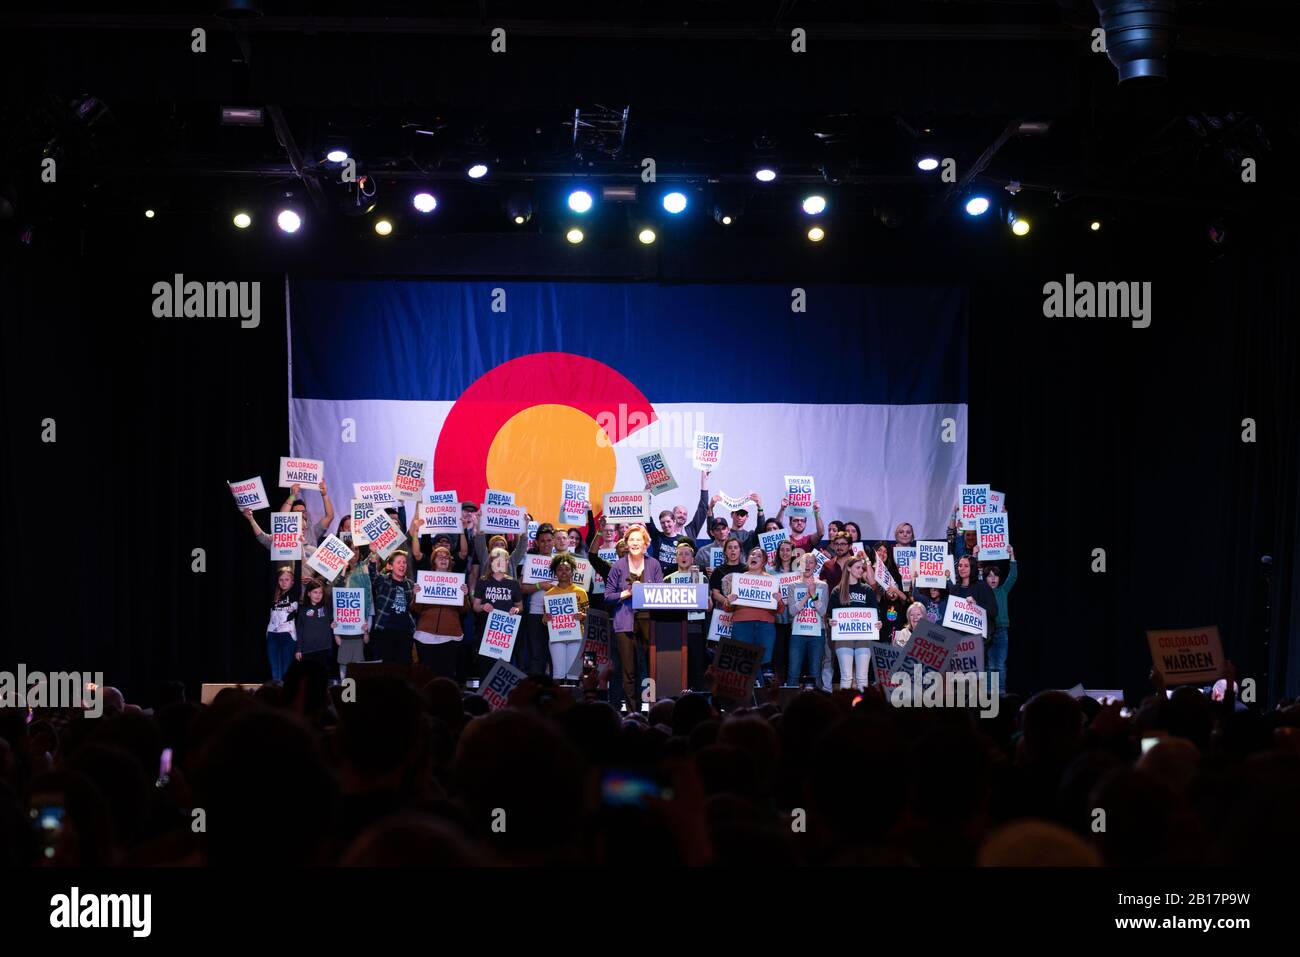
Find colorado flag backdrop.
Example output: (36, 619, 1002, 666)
(288, 280, 968, 538)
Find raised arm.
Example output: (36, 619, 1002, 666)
(318, 478, 335, 529)
(280, 483, 300, 513)
(685, 485, 709, 539)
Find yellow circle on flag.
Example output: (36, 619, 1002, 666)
(485, 404, 618, 527)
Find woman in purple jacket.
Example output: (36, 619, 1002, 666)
(603, 524, 664, 712)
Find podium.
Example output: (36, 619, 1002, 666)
(632, 581, 710, 700)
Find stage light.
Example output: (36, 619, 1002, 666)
(568, 190, 593, 213)
(1090, 220, 1102, 231)
(467, 163, 489, 179)
(1011, 217, 1030, 236)
(144, 209, 155, 219)
(326, 149, 349, 163)
(514, 215, 526, 224)
(712, 204, 737, 226)
(374, 219, 393, 236)
(802, 195, 827, 215)
(916, 156, 940, 172)
(721, 215, 732, 225)
(638, 228, 656, 245)
(807, 226, 825, 242)
(506, 190, 534, 225)
(276, 209, 302, 233)
(965, 196, 990, 216)
(662, 191, 687, 214)
(412, 192, 437, 213)
(755, 168, 777, 183)
(566, 227, 584, 244)
(232, 212, 252, 229)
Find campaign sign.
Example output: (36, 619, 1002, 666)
(784, 475, 815, 519)
(307, 534, 354, 583)
(350, 498, 376, 545)
(759, 528, 790, 557)
(392, 454, 428, 499)
(481, 659, 528, 710)
(422, 499, 460, 534)
(943, 595, 988, 636)
(571, 557, 594, 591)
(545, 592, 582, 642)
(832, 607, 878, 640)
(718, 492, 752, 513)
(713, 637, 762, 699)
(353, 481, 397, 509)
(897, 619, 962, 678)
(360, 510, 405, 560)
(851, 541, 866, 558)
(915, 541, 949, 589)
(480, 504, 526, 535)
(867, 641, 907, 690)
(278, 456, 324, 490)
(229, 476, 269, 511)
(332, 588, 365, 635)
(479, 609, 522, 661)
(484, 489, 515, 507)
(777, 571, 803, 604)
(638, 449, 678, 495)
(946, 630, 986, 676)
(813, 549, 829, 576)
(597, 547, 618, 565)
(710, 548, 725, 570)
(1146, 626, 1225, 685)
(977, 512, 1010, 561)
(874, 559, 897, 593)
(559, 479, 590, 524)
(582, 609, 612, 671)
(707, 609, 734, 643)
(603, 492, 650, 523)
(691, 431, 723, 471)
(959, 483, 991, 531)
(521, 553, 558, 586)
(270, 511, 303, 561)
(790, 584, 822, 637)
(416, 570, 465, 607)
(632, 582, 709, 610)
(988, 489, 1006, 513)
(526, 521, 540, 549)
(894, 546, 917, 586)
(428, 490, 458, 506)
(732, 574, 778, 610)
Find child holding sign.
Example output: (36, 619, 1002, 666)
(266, 565, 301, 681)
(411, 545, 471, 678)
(543, 553, 590, 680)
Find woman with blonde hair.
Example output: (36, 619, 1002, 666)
(892, 601, 928, 648)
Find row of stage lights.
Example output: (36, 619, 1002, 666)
(138, 156, 1102, 239)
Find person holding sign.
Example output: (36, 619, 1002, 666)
(775, 497, 824, 551)
(708, 537, 747, 611)
(873, 541, 909, 645)
(543, 553, 590, 680)
(982, 548, 1017, 693)
(472, 547, 525, 676)
(294, 578, 336, 676)
(767, 539, 799, 683)
(411, 545, 471, 678)
(827, 554, 881, 690)
(265, 565, 302, 681)
(603, 525, 664, 712)
(948, 555, 998, 642)
(789, 552, 830, 689)
(947, 503, 981, 561)
(724, 547, 786, 682)
(366, 549, 416, 665)
(892, 601, 928, 649)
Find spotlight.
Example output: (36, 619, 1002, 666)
(568, 190, 593, 213)
(412, 192, 437, 213)
(232, 211, 252, 229)
(276, 209, 302, 233)
(1090, 220, 1102, 231)
(807, 226, 825, 242)
(662, 191, 687, 214)
(374, 219, 393, 236)
(467, 163, 489, 179)
(566, 227, 584, 244)
(326, 149, 349, 163)
(144, 209, 155, 219)
(1011, 218, 1030, 236)
(721, 215, 732, 225)
(506, 191, 534, 225)
(964, 196, 990, 217)
(514, 215, 526, 225)
(755, 168, 777, 183)
(802, 195, 827, 215)
(916, 156, 940, 172)
(638, 228, 656, 245)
